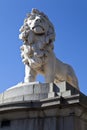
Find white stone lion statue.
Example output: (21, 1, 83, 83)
(19, 9, 79, 89)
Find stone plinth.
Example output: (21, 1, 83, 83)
(0, 82, 87, 130)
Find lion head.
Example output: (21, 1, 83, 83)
(19, 9, 56, 69)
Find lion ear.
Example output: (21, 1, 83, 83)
(32, 8, 40, 14)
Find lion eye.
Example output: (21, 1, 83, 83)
(36, 19, 42, 23)
(29, 15, 35, 20)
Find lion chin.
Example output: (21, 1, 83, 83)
(19, 8, 79, 90)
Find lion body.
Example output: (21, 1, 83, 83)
(19, 9, 79, 89)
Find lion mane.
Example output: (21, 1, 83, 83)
(19, 8, 55, 69)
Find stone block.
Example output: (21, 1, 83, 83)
(63, 116, 74, 130)
(3, 95, 24, 103)
(55, 81, 79, 96)
(3, 83, 34, 100)
(34, 83, 51, 94)
(48, 92, 55, 98)
(49, 83, 55, 92)
(61, 90, 71, 97)
(56, 82, 66, 92)
(39, 93, 49, 100)
(0, 93, 3, 104)
(24, 92, 55, 101)
(24, 93, 48, 101)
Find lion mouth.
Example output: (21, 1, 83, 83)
(32, 25, 45, 34)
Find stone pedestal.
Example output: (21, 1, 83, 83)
(0, 82, 87, 130)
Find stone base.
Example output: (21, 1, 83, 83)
(0, 81, 79, 104)
(0, 82, 87, 130)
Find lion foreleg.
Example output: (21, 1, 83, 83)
(44, 53, 56, 83)
(24, 64, 37, 83)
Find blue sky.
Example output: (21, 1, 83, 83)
(0, 0, 87, 95)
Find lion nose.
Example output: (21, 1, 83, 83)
(36, 19, 41, 23)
